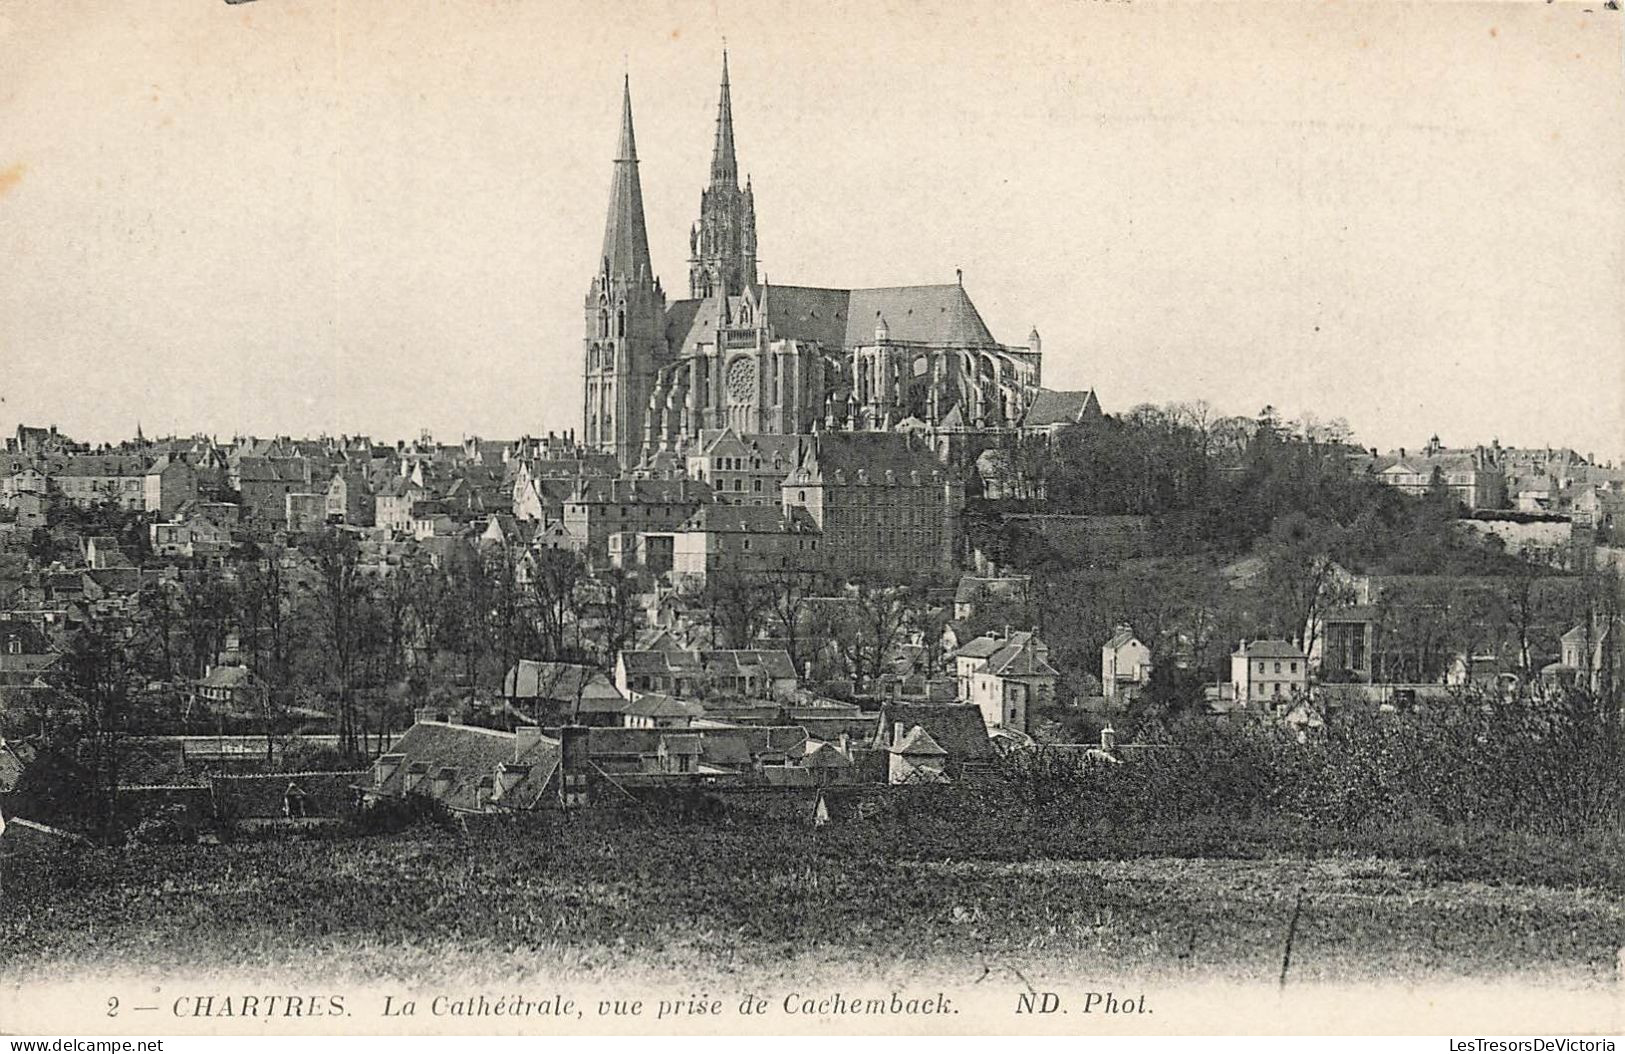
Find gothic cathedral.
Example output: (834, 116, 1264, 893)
(582, 56, 1047, 468)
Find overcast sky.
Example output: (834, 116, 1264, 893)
(1, 0, 1621, 460)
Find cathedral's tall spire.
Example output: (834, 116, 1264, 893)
(710, 51, 738, 189)
(602, 74, 652, 280)
(690, 51, 756, 299)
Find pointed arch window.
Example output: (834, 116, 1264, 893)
(617, 309, 626, 337)
(598, 310, 610, 338)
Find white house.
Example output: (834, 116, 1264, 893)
(1101, 623, 1153, 704)
(1230, 639, 1308, 711)
(954, 630, 1057, 734)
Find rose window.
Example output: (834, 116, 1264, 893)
(726, 357, 757, 402)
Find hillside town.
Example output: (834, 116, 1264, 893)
(1, 395, 1619, 835)
(0, 59, 1620, 841)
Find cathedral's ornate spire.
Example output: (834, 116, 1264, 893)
(601, 74, 653, 281)
(689, 51, 757, 299)
(710, 51, 738, 189)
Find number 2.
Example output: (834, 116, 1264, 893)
(106, 997, 119, 1018)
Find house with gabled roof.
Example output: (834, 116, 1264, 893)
(359, 717, 562, 814)
(615, 646, 797, 700)
(1102, 623, 1153, 704)
(685, 428, 808, 507)
(962, 630, 1058, 733)
(142, 455, 198, 516)
(1541, 616, 1623, 694)
(325, 465, 374, 526)
(187, 664, 258, 717)
(616, 648, 704, 697)
(952, 573, 1031, 622)
(886, 724, 950, 784)
(373, 476, 424, 534)
(876, 702, 994, 780)
(1017, 389, 1103, 439)
(500, 660, 622, 724)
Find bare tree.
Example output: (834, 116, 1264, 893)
(234, 544, 298, 765)
(525, 548, 586, 661)
(701, 569, 773, 650)
(304, 529, 365, 758)
(58, 612, 137, 838)
(828, 578, 912, 695)
(761, 568, 820, 675)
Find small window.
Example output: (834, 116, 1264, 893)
(1274, 662, 1281, 674)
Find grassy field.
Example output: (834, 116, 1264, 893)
(3, 804, 1622, 990)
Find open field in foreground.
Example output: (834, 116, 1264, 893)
(3, 808, 1623, 992)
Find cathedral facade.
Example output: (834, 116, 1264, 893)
(582, 57, 1046, 468)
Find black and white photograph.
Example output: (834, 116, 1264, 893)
(0, 0, 1621, 1040)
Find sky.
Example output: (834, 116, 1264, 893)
(1, 0, 1621, 460)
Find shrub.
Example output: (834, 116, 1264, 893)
(347, 792, 460, 836)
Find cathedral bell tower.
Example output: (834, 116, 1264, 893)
(584, 75, 666, 467)
(688, 52, 758, 300)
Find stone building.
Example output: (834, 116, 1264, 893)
(685, 428, 808, 507)
(561, 477, 711, 568)
(1367, 437, 1507, 510)
(50, 455, 150, 511)
(581, 58, 1046, 467)
(780, 432, 964, 578)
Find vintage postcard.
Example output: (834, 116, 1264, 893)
(0, 0, 1622, 1040)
